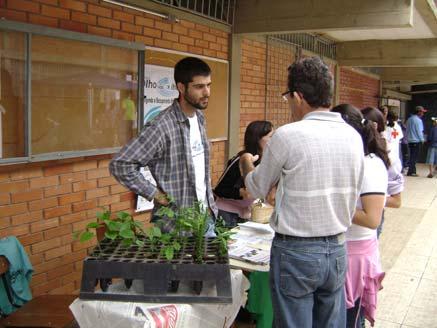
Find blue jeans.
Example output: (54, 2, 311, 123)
(407, 142, 421, 175)
(269, 234, 347, 328)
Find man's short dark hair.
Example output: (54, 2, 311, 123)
(287, 57, 333, 108)
(174, 57, 211, 87)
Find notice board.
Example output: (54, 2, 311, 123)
(145, 49, 229, 139)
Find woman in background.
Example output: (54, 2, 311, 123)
(362, 107, 403, 239)
(385, 109, 404, 174)
(332, 104, 389, 328)
(214, 120, 273, 227)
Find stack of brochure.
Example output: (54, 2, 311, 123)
(228, 222, 274, 265)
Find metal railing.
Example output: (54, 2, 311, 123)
(270, 33, 336, 60)
(152, 0, 236, 25)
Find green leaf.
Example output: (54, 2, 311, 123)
(167, 210, 174, 218)
(152, 227, 162, 237)
(164, 247, 174, 260)
(160, 234, 171, 243)
(119, 228, 135, 239)
(80, 231, 94, 242)
(173, 241, 181, 251)
(157, 207, 175, 218)
(180, 221, 192, 229)
(117, 211, 130, 220)
(96, 209, 111, 221)
(167, 195, 175, 204)
(105, 231, 118, 240)
(121, 238, 133, 247)
(135, 239, 144, 246)
(107, 220, 121, 232)
(86, 222, 100, 229)
(121, 221, 131, 231)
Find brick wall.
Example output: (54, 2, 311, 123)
(1, 0, 228, 59)
(0, 155, 143, 295)
(339, 67, 380, 109)
(0, 0, 229, 296)
(239, 38, 267, 148)
(266, 40, 295, 127)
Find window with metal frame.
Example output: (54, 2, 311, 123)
(0, 21, 145, 165)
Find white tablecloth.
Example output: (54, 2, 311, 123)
(70, 269, 249, 328)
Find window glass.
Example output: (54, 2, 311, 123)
(31, 35, 138, 155)
(0, 31, 25, 159)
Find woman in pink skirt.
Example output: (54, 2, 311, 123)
(332, 104, 390, 327)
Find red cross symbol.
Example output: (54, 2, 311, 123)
(391, 129, 399, 139)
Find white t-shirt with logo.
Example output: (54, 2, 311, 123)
(188, 114, 207, 207)
(346, 154, 388, 241)
(384, 121, 403, 173)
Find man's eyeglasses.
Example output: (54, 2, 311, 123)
(281, 90, 292, 102)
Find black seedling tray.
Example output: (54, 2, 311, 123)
(79, 237, 232, 303)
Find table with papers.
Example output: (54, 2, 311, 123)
(228, 222, 274, 328)
(228, 221, 274, 272)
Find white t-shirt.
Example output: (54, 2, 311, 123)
(188, 114, 207, 207)
(347, 154, 388, 241)
(384, 122, 403, 173)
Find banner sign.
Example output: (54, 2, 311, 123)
(144, 64, 178, 123)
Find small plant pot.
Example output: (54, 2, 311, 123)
(96, 226, 106, 243)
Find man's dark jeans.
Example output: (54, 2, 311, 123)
(407, 142, 421, 175)
(269, 234, 347, 328)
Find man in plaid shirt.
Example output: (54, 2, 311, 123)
(109, 57, 217, 232)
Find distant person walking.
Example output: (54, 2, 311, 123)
(406, 106, 426, 176)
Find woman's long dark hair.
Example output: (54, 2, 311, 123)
(362, 107, 385, 133)
(238, 120, 273, 160)
(331, 104, 390, 168)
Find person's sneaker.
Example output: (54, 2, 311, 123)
(427, 174, 434, 178)
(407, 173, 419, 177)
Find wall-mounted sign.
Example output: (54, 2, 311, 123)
(388, 98, 401, 107)
(144, 64, 179, 123)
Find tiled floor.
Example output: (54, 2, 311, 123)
(235, 164, 437, 328)
(373, 164, 437, 328)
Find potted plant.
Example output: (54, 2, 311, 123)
(73, 207, 146, 290)
(73, 207, 145, 247)
(76, 203, 234, 303)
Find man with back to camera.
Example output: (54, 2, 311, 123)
(406, 105, 427, 176)
(109, 57, 217, 233)
(240, 57, 364, 327)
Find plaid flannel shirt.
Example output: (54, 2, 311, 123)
(109, 100, 218, 230)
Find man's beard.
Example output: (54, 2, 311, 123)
(184, 93, 208, 110)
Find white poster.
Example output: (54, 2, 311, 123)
(137, 65, 179, 211)
(144, 64, 179, 123)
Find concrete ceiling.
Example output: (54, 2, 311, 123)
(233, 0, 437, 91)
(323, 7, 434, 41)
(326, 1, 437, 91)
